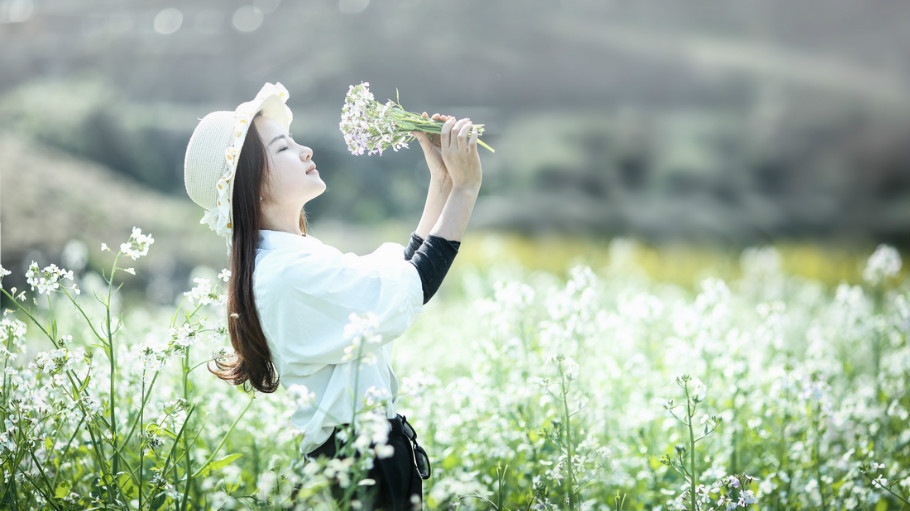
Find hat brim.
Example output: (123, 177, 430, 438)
(258, 95, 292, 131)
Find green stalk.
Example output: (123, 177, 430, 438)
(139, 371, 145, 511)
(867, 473, 910, 506)
(390, 106, 496, 153)
(341, 335, 370, 505)
(106, 254, 121, 485)
(1, 324, 12, 434)
(350, 338, 366, 429)
(27, 451, 63, 511)
(179, 348, 193, 511)
(2, 442, 28, 509)
(189, 398, 253, 479)
(559, 363, 577, 511)
(685, 389, 698, 511)
(113, 372, 160, 460)
(18, 470, 59, 511)
(61, 288, 108, 346)
(150, 405, 196, 503)
(50, 414, 87, 493)
(813, 400, 827, 510)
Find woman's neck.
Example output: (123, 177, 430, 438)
(260, 203, 305, 236)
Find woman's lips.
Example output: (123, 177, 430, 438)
(306, 166, 318, 175)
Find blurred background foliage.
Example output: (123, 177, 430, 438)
(1, 0, 908, 302)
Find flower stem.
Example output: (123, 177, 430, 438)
(685, 388, 699, 511)
(106, 252, 121, 497)
(813, 400, 827, 510)
(139, 371, 145, 511)
(559, 362, 577, 511)
(189, 397, 253, 479)
(27, 451, 63, 511)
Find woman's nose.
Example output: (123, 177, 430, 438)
(299, 146, 313, 161)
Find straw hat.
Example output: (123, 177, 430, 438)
(184, 82, 292, 245)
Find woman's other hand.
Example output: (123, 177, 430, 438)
(439, 117, 482, 191)
(412, 113, 452, 182)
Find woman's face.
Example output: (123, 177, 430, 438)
(255, 116, 326, 207)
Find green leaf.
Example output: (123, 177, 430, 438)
(209, 452, 242, 471)
(875, 498, 888, 511)
(45, 437, 53, 451)
(118, 472, 136, 497)
(442, 452, 459, 470)
(54, 481, 71, 499)
(197, 452, 243, 477)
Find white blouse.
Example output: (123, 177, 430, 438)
(253, 229, 424, 453)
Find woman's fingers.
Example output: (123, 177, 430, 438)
(469, 125, 478, 151)
(448, 118, 469, 150)
(440, 117, 456, 148)
(413, 131, 432, 152)
(441, 117, 477, 152)
(456, 119, 472, 152)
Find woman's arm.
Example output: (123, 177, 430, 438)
(413, 174, 452, 239)
(404, 117, 483, 302)
(412, 113, 454, 239)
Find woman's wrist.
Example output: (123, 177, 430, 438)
(428, 185, 480, 242)
(429, 173, 452, 191)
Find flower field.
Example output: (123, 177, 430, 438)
(1, 230, 908, 510)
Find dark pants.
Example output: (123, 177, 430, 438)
(307, 416, 423, 510)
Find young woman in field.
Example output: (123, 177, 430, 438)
(182, 83, 482, 509)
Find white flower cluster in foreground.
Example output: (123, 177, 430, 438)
(1, 239, 907, 510)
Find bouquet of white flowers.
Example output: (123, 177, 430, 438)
(339, 82, 494, 156)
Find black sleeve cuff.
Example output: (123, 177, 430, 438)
(403, 232, 424, 261)
(408, 235, 460, 304)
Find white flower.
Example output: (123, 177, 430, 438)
(120, 227, 155, 260)
(562, 356, 580, 381)
(288, 384, 316, 409)
(375, 443, 395, 459)
(338, 82, 417, 157)
(363, 386, 391, 407)
(742, 489, 757, 505)
(25, 262, 76, 295)
(184, 277, 218, 306)
(341, 312, 383, 363)
(688, 377, 707, 402)
(34, 348, 70, 374)
(863, 245, 901, 286)
(169, 324, 195, 349)
(256, 471, 278, 498)
(217, 269, 232, 282)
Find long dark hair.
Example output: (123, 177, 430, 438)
(209, 113, 305, 393)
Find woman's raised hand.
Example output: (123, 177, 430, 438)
(412, 113, 452, 182)
(439, 117, 482, 190)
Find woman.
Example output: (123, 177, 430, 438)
(183, 82, 482, 509)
